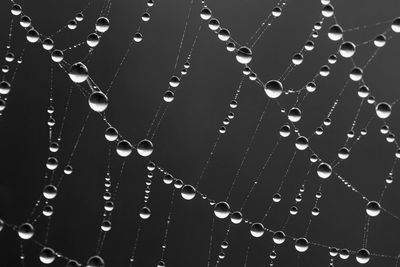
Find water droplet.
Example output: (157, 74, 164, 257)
(137, 139, 154, 157)
(295, 237, 309, 252)
(95, 17, 110, 33)
(339, 42, 356, 58)
(250, 222, 264, 238)
(116, 140, 132, 157)
(317, 162, 332, 179)
(236, 46, 253, 64)
(356, 248, 370, 264)
(69, 62, 89, 83)
(181, 185, 196, 200)
(88, 91, 108, 112)
(366, 201, 381, 217)
(87, 255, 105, 267)
(140, 207, 151, 219)
(214, 201, 230, 219)
(375, 102, 391, 119)
(264, 80, 283, 98)
(18, 223, 34, 240)
(39, 247, 56, 264)
(272, 231, 286, 244)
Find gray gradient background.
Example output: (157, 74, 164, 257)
(0, 0, 400, 266)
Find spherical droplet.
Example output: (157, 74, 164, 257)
(250, 223, 264, 238)
(339, 249, 350, 259)
(317, 162, 332, 179)
(163, 90, 174, 102)
(69, 62, 89, 83)
(322, 4, 334, 17)
(214, 201, 230, 219)
(292, 53, 304, 65)
(374, 34, 386, 47)
(272, 231, 286, 245)
(236, 46, 253, 64)
(75, 13, 84, 22)
(375, 102, 391, 119)
(217, 28, 231, 41)
(18, 223, 34, 240)
(42, 205, 53, 217)
(116, 140, 133, 157)
(295, 136, 309, 150)
(338, 147, 350, 160)
(339, 42, 356, 58)
(39, 247, 56, 264)
(181, 185, 196, 200)
(391, 17, 400, 33)
(95, 17, 110, 33)
(42, 38, 54, 50)
(358, 85, 369, 98)
(101, 220, 112, 231)
(230, 211, 243, 224)
(139, 207, 151, 219)
(46, 157, 58, 170)
(208, 18, 220, 31)
(137, 139, 154, 157)
(328, 24, 343, 41)
(0, 81, 11, 95)
(279, 125, 291, 137)
(169, 76, 180, 88)
(306, 82, 317, 93)
(87, 33, 100, 47)
(295, 237, 309, 252)
(20, 16, 31, 28)
(356, 248, 370, 264)
(288, 107, 302, 122)
(264, 80, 283, 98)
(89, 91, 108, 112)
(43, 184, 58, 200)
(49, 142, 59, 153)
(67, 19, 78, 30)
(26, 29, 39, 43)
(200, 7, 212, 20)
(87, 255, 105, 267)
(349, 67, 363, 81)
(11, 4, 22, 16)
(105, 127, 118, 141)
(366, 201, 381, 217)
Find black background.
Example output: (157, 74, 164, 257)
(1, 0, 400, 266)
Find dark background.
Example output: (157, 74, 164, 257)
(1, 0, 400, 266)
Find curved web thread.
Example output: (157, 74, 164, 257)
(97, 160, 126, 254)
(275, 95, 400, 225)
(48, 0, 93, 39)
(3, 0, 400, 267)
(343, 19, 393, 33)
(157, 188, 177, 264)
(94, 144, 114, 253)
(248, 0, 288, 48)
(23, 61, 72, 225)
(9, 41, 27, 84)
(206, 218, 215, 267)
(2, 16, 15, 81)
(104, 0, 153, 95)
(148, 23, 204, 141)
(280, 16, 326, 83)
(195, 76, 246, 190)
(146, 2, 203, 140)
(211, 131, 288, 267)
(225, 99, 270, 201)
(34, 110, 92, 249)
